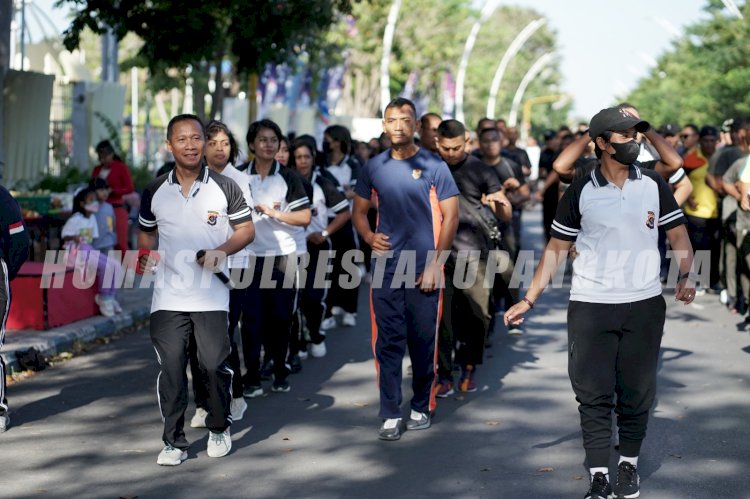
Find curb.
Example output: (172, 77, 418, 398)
(2, 306, 151, 372)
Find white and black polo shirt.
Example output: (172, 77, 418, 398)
(244, 160, 310, 256)
(139, 166, 252, 313)
(219, 164, 254, 269)
(551, 165, 686, 304)
(308, 169, 349, 236)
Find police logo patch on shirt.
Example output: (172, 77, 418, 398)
(207, 210, 219, 226)
(646, 211, 655, 229)
(412, 169, 422, 180)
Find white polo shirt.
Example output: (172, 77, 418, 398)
(308, 169, 349, 235)
(217, 164, 254, 268)
(551, 165, 686, 304)
(243, 160, 310, 257)
(139, 166, 252, 312)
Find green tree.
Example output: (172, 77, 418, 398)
(626, 0, 750, 126)
(326, 0, 565, 130)
(56, 0, 359, 120)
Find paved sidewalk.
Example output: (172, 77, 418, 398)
(2, 286, 152, 371)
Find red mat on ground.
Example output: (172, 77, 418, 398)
(7, 262, 98, 330)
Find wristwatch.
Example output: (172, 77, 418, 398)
(321, 229, 330, 238)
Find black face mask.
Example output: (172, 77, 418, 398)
(609, 140, 640, 165)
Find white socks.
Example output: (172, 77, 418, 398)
(410, 410, 425, 421)
(590, 467, 609, 480)
(383, 418, 401, 429)
(591, 455, 639, 480)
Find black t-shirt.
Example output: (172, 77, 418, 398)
(502, 147, 531, 170)
(487, 157, 525, 186)
(449, 155, 503, 253)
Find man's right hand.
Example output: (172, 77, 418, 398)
(366, 232, 392, 253)
(137, 249, 159, 274)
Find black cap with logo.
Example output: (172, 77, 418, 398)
(589, 107, 650, 140)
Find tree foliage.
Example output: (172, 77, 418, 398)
(326, 0, 565, 130)
(56, 0, 359, 119)
(626, 0, 750, 127)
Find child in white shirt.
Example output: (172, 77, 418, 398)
(61, 187, 121, 316)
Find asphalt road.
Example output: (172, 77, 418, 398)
(1, 207, 748, 499)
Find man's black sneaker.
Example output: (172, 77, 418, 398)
(405, 411, 431, 430)
(585, 472, 613, 499)
(614, 462, 639, 498)
(288, 354, 302, 374)
(260, 360, 274, 381)
(378, 418, 402, 441)
(271, 380, 291, 393)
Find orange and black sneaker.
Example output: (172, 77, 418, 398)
(458, 365, 477, 393)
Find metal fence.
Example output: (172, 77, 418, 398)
(48, 81, 74, 176)
(47, 81, 168, 177)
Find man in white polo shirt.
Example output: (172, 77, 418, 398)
(138, 114, 254, 466)
(504, 107, 696, 499)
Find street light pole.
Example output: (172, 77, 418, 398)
(455, 0, 497, 123)
(507, 51, 554, 128)
(486, 18, 546, 119)
(380, 0, 402, 116)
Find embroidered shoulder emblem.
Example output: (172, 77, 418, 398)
(207, 210, 219, 226)
(646, 210, 655, 229)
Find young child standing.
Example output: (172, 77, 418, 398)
(61, 188, 120, 317)
(89, 178, 122, 313)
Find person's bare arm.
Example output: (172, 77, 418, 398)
(672, 175, 693, 207)
(417, 196, 459, 292)
(353, 195, 390, 252)
(740, 182, 750, 211)
(308, 210, 351, 245)
(197, 220, 255, 271)
(504, 237, 572, 325)
(553, 134, 590, 181)
(255, 204, 311, 227)
(485, 190, 512, 222)
(706, 173, 723, 195)
(645, 128, 682, 177)
(666, 224, 696, 305)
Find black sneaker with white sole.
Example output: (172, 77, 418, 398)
(405, 411, 431, 430)
(378, 419, 402, 441)
(271, 380, 291, 393)
(585, 472, 613, 499)
(614, 462, 639, 498)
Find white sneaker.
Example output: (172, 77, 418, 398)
(298, 349, 309, 360)
(95, 294, 116, 317)
(330, 306, 344, 316)
(230, 398, 247, 421)
(341, 312, 357, 327)
(112, 299, 123, 313)
(243, 385, 263, 398)
(190, 407, 208, 428)
(0, 413, 9, 432)
(310, 341, 327, 358)
(207, 428, 231, 458)
(157, 445, 187, 466)
(320, 316, 337, 330)
(720, 289, 729, 305)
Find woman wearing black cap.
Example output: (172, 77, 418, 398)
(504, 106, 696, 499)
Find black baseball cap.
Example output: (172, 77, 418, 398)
(589, 107, 650, 140)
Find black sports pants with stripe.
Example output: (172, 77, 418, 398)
(150, 310, 232, 450)
(0, 260, 9, 416)
(567, 295, 665, 468)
